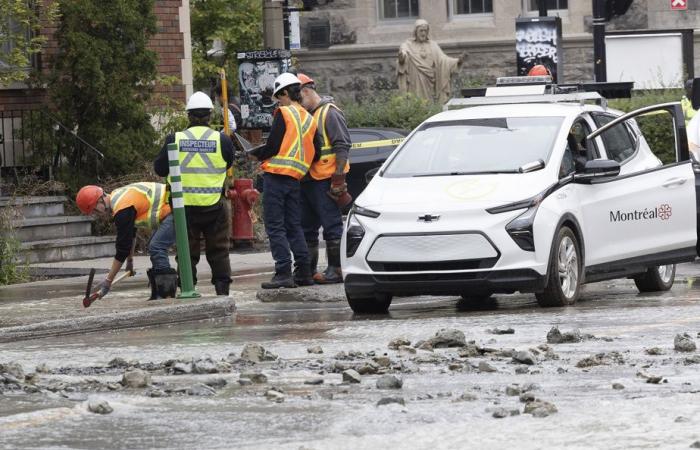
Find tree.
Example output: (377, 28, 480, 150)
(190, 0, 263, 93)
(46, 0, 158, 179)
(0, 0, 58, 86)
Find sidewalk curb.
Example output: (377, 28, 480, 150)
(0, 297, 236, 343)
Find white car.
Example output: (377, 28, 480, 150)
(341, 83, 698, 314)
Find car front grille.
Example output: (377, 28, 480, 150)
(368, 257, 498, 272)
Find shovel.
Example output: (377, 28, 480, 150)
(82, 268, 134, 308)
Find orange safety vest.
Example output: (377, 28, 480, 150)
(309, 103, 350, 181)
(110, 183, 171, 229)
(261, 103, 317, 180)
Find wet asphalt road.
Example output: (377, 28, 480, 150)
(2, 264, 700, 449)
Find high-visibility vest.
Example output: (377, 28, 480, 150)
(170, 126, 227, 207)
(110, 182, 171, 230)
(261, 104, 317, 180)
(682, 97, 696, 125)
(309, 103, 350, 181)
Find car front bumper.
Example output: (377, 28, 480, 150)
(344, 269, 546, 298)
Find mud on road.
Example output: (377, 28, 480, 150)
(2, 266, 700, 449)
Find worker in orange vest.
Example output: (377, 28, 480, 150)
(248, 73, 322, 289)
(75, 182, 176, 300)
(297, 73, 351, 284)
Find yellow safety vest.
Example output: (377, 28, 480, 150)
(309, 103, 350, 181)
(682, 97, 696, 125)
(110, 182, 170, 229)
(171, 126, 226, 207)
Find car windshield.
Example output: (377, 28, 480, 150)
(382, 117, 564, 178)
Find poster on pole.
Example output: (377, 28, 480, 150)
(236, 49, 292, 130)
(289, 11, 301, 50)
(515, 16, 562, 82)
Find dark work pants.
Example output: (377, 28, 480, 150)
(185, 200, 231, 285)
(262, 173, 309, 273)
(300, 178, 344, 244)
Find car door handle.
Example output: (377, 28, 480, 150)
(662, 177, 687, 188)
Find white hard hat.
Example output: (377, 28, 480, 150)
(272, 73, 302, 97)
(186, 91, 214, 111)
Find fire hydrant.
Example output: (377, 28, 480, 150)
(228, 178, 260, 243)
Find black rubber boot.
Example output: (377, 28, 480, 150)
(307, 241, 319, 277)
(261, 271, 296, 289)
(154, 269, 178, 299)
(214, 280, 230, 296)
(146, 269, 159, 300)
(315, 240, 343, 284)
(294, 262, 315, 286)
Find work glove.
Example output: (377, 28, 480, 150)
(97, 278, 112, 298)
(125, 258, 135, 275)
(328, 174, 353, 208)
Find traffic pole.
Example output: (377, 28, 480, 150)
(592, 0, 607, 82)
(167, 142, 200, 299)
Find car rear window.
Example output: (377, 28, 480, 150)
(382, 117, 564, 178)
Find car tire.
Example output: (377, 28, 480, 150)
(633, 264, 675, 293)
(346, 293, 392, 314)
(536, 226, 581, 307)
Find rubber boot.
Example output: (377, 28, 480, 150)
(261, 270, 296, 289)
(315, 240, 343, 284)
(214, 280, 230, 296)
(154, 269, 178, 299)
(294, 262, 315, 287)
(146, 269, 159, 300)
(307, 241, 319, 278)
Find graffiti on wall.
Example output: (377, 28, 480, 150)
(237, 49, 292, 130)
(515, 17, 562, 81)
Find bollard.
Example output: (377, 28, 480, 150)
(167, 142, 200, 299)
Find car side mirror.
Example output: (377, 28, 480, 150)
(573, 160, 620, 184)
(692, 78, 700, 110)
(365, 167, 380, 184)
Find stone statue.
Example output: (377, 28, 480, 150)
(397, 19, 466, 104)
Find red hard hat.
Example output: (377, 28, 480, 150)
(76, 185, 104, 214)
(528, 65, 551, 76)
(297, 73, 315, 87)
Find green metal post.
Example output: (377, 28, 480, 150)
(167, 142, 200, 299)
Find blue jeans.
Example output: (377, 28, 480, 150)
(262, 173, 309, 273)
(148, 214, 175, 271)
(300, 178, 344, 244)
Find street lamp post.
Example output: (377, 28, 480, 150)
(592, 0, 607, 82)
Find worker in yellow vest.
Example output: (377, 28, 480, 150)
(249, 73, 322, 289)
(75, 182, 176, 300)
(297, 73, 351, 284)
(153, 91, 235, 295)
(682, 79, 696, 126)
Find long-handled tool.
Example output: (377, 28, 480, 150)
(82, 269, 134, 308)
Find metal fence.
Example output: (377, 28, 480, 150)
(0, 109, 104, 188)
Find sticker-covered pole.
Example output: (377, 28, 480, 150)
(167, 142, 200, 299)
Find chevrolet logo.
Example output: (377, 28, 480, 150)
(418, 214, 440, 222)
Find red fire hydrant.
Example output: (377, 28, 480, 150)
(228, 178, 260, 243)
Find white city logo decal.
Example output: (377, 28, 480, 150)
(609, 204, 672, 222)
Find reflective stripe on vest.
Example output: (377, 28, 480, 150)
(261, 104, 317, 180)
(111, 182, 170, 229)
(309, 103, 350, 181)
(171, 126, 226, 206)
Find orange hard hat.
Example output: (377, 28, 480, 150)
(297, 73, 315, 87)
(76, 185, 104, 215)
(528, 64, 551, 76)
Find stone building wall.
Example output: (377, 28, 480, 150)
(296, 0, 700, 101)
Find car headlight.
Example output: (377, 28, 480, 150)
(505, 206, 538, 251)
(345, 213, 366, 257)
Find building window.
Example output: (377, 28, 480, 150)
(527, 0, 568, 11)
(379, 0, 419, 20)
(453, 0, 493, 15)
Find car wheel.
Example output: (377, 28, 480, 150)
(634, 264, 675, 292)
(536, 226, 581, 307)
(346, 293, 392, 314)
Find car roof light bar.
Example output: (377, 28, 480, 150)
(444, 91, 605, 111)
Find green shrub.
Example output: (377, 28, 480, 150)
(0, 206, 28, 286)
(341, 92, 442, 131)
(609, 89, 684, 164)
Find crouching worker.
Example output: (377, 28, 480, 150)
(76, 183, 177, 300)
